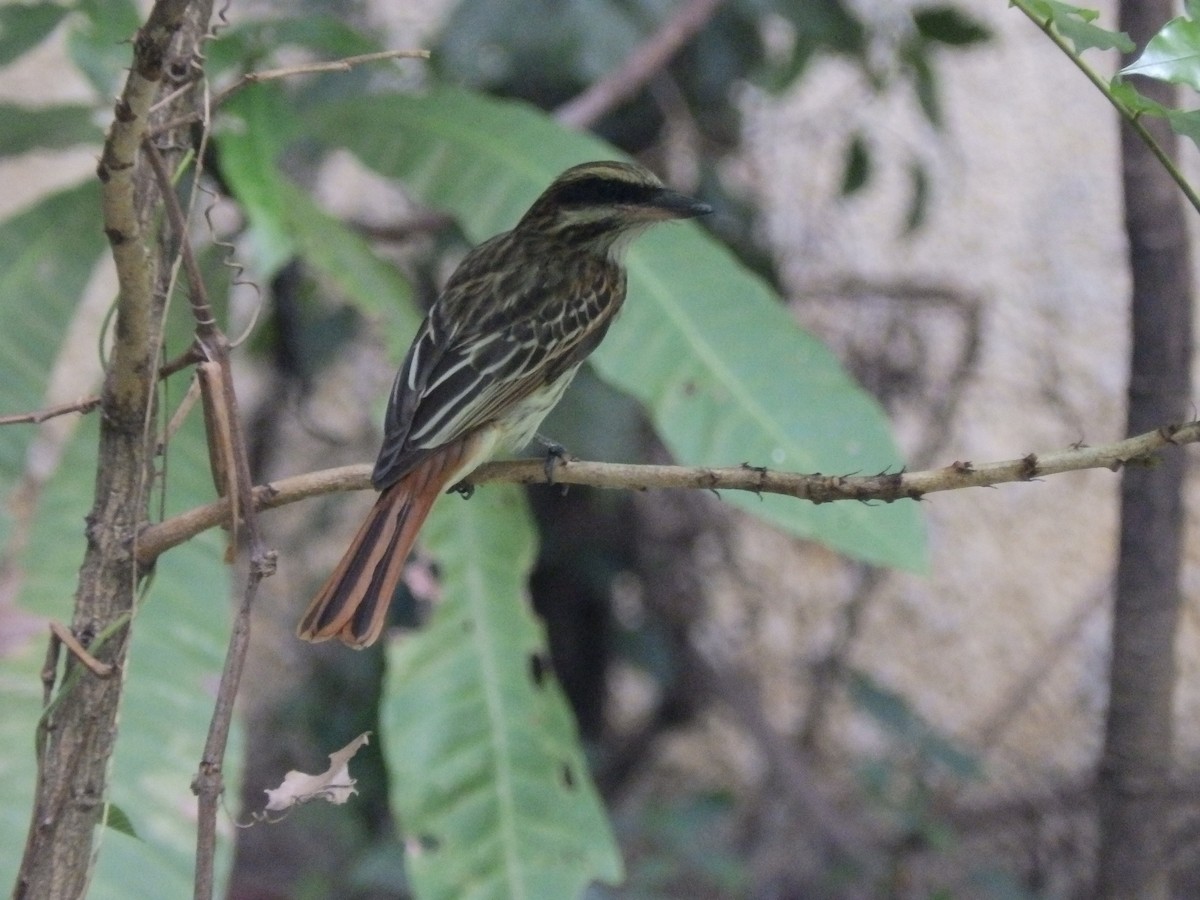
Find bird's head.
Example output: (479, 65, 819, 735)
(516, 161, 712, 255)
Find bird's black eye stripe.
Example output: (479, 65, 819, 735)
(553, 175, 658, 208)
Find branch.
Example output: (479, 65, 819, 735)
(134, 420, 1200, 564)
(0, 396, 102, 426)
(145, 113, 276, 900)
(0, 347, 208, 428)
(150, 48, 429, 135)
(554, 0, 728, 128)
(15, 1, 205, 896)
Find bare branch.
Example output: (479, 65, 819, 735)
(133, 420, 1200, 565)
(0, 348, 206, 429)
(0, 396, 102, 426)
(151, 48, 430, 134)
(192, 548, 276, 900)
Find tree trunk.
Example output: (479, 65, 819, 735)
(13, 2, 212, 897)
(1096, 3, 1194, 897)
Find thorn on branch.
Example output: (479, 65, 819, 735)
(740, 461, 769, 498)
(113, 99, 136, 124)
(1019, 453, 1040, 480)
(1160, 423, 1184, 444)
(251, 549, 278, 578)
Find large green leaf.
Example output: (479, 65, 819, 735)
(65, 0, 141, 98)
(0, 181, 106, 543)
(303, 86, 924, 569)
(217, 86, 421, 355)
(0, 105, 102, 157)
(0, 410, 235, 898)
(0, 185, 237, 894)
(0, 2, 68, 66)
(206, 14, 384, 76)
(383, 485, 622, 899)
(1122, 13, 1200, 89)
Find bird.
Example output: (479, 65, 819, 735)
(298, 160, 712, 648)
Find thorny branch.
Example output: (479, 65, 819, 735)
(15, 1, 201, 896)
(132, 419, 1200, 565)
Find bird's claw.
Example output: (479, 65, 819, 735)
(536, 437, 571, 485)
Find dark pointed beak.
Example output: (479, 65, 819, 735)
(651, 188, 713, 220)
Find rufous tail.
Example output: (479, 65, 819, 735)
(297, 443, 467, 648)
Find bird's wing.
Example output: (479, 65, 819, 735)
(371, 255, 623, 489)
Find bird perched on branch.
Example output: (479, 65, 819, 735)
(298, 160, 711, 648)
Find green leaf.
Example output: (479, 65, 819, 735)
(0, 186, 236, 895)
(0, 104, 103, 156)
(0, 181, 105, 544)
(0, 183, 107, 889)
(840, 134, 870, 196)
(384, 485, 623, 899)
(217, 86, 420, 355)
(304, 86, 925, 570)
(848, 671, 980, 778)
(0, 2, 68, 66)
(1109, 78, 1172, 116)
(1043, 1, 1135, 54)
(913, 7, 992, 46)
(906, 45, 941, 126)
(213, 86, 296, 275)
(1122, 15, 1200, 90)
(66, 0, 141, 97)
(1, 411, 236, 898)
(905, 161, 930, 233)
(1167, 107, 1200, 147)
(205, 14, 384, 78)
(104, 803, 141, 840)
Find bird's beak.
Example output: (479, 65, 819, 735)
(648, 189, 713, 220)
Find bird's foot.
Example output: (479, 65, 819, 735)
(534, 434, 571, 485)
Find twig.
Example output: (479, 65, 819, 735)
(133, 420, 1200, 565)
(0, 397, 102, 426)
(191, 549, 275, 900)
(144, 115, 274, 900)
(149, 48, 430, 135)
(555, 0, 728, 128)
(0, 350, 204, 429)
(48, 622, 116, 678)
(143, 140, 222, 346)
